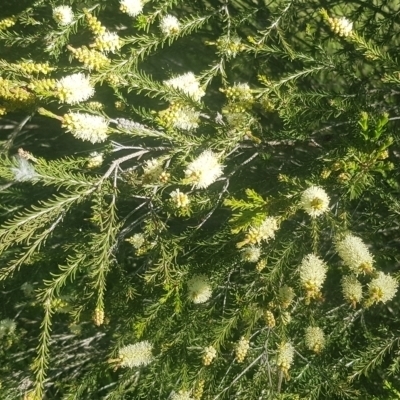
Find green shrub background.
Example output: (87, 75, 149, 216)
(1, 0, 400, 399)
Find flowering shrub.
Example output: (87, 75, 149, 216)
(0, 0, 400, 399)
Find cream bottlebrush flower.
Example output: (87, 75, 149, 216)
(115, 118, 146, 130)
(53, 6, 74, 26)
(164, 72, 205, 102)
(158, 103, 200, 131)
(367, 272, 398, 305)
(264, 310, 275, 328)
(202, 345, 217, 366)
(187, 275, 212, 304)
(246, 216, 279, 245)
(277, 342, 294, 374)
(87, 152, 104, 168)
(235, 337, 250, 363)
(55, 73, 94, 104)
(256, 216, 279, 242)
(128, 233, 145, 249)
(170, 189, 190, 208)
(171, 107, 200, 131)
(160, 15, 180, 36)
(216, 35, 244, 58)
(329, 16, 353, 37)
(300, 186, 330, 217)
(299, 254, 328, 301)
(11, 157, 37, 182)
(120, 0, 143, 17)
(171, 391, 194, 400)
(225, 83, 254, 108)
(281, 311, 292, 326)
(93, 307, 104, 326)
(256, 259, 267, 272)
(335, 234, 374, 275)
(62, 113, 109, 143)
(95, 31, 121, 53)
(278, 285, 295, 309)
(341, 275, 363, 306)
(241, 246, 261, 263)
(172, 107, 200, 131)
(143, 158, 162, 177)
(118, 341, 153, 368)
(185, 150, 224, 189)
(224, 111, 248, 127)
(305, 326, 325, 353)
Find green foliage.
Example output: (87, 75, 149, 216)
(224, 188, 268, 234)
(1, 0, 400, 399)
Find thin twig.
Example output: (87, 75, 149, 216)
(214, 353, 264, 399)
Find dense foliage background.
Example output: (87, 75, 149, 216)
(1, 0, 400, 399)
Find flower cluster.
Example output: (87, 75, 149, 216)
(170, 189, 190, 208)
(256, 258, 267, 272)
(159, 171, 170, 183)
(86, 101, 104, 111)
(160, 15, 180, 36)
(0, 18, 16, 30)
(115, 118, 146, 131)
(172, 107, 200, 130)
(62, 113, 109, 143)
(28, 78, 56, 94)
(185, 150, 224, 189)
(299, 254, 328, 302)
(95, 31, 122, 53)
(281, 311, 292, 326)
(222, 83, 254, 112)
(224, 110, 251, 128)
(93, 308, 104, 326)
(277, 342, 294, 376)
(171, 391, 193, 400)
(305, 326, 325, 353)
(53, 6, 74, 26)
(84, 11, 106, 35)
(55, 73, 94, 104)
(127, 233, 145, 249)
(164, 72, 205, 102)
(193, 381, 204, 400)
(120, 0, 143, 17)
(118, 341, 153, 368)
(235, 337, 250, 363)
(244, 216, 279, 246)
(215, 35, 245, 59)
(87, 152, 104, 168)
(16, 61, 53, 75)
(202, 346, 217, 366)
(142, 158, 163, 182)
(159, 103, 200, 131)
(69, 46, 110, 71)
(11, 157, 37, 182)
(341, 275, 363, 306)
(278, 285, 295, 309)
(335, 234, 374, 275)
(187, 275, 212, 304)
(241, 246, 261, 263)
(367, 272, 398, 306)
(0, 77, 36, 108)
(300, 186, 330, 217)
(264, 310, 276, 328)
(328, 16, 353, 37)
